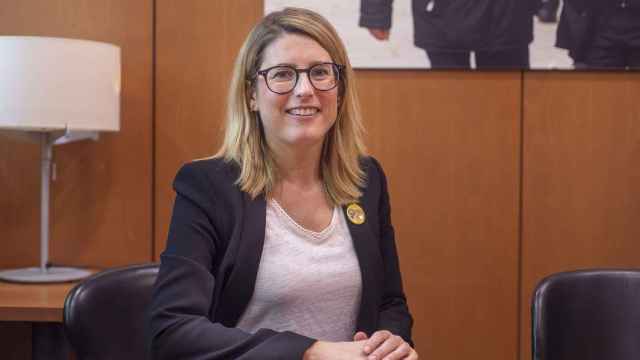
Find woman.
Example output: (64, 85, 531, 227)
(149, 7, 416, 360)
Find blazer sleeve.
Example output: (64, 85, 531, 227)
(148, 162, 315, 360)
(359, 0, 393, 30)
(371, 158, 415, 345)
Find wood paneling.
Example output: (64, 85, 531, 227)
(359, 71, 521, 358)
(154, 0, 263, 258)
(0, 137, 40, 268)
(0, 0, 153, 269)
(520, 72, 640, 360)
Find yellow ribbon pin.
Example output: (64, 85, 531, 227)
(346, 203, 365, 225)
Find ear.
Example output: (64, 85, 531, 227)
(249, 91, 258, 112)
(246, 80, 258, 111)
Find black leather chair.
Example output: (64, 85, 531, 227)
(63, 263, 159, 360)
(532, 269, 640, 360)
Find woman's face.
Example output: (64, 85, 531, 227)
(251, 33, 339, 152)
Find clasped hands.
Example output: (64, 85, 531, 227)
(304, 330, 418, 360)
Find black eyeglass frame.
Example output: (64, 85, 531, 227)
(255, 62, 345, 95)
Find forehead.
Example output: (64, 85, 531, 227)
(261, 33, 332, 68)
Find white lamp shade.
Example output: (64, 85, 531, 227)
(0, 36, 120, 132)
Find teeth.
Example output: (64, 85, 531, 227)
(287, 107, 318, 116)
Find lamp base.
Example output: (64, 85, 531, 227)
(0, 267, 92, 283)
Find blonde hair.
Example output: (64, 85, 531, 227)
(215, 7, 366, 205)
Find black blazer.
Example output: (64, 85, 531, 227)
(148, 156, 413, 360)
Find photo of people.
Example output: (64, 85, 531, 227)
(556, 0, 640, 68)
(265, 0, 640, 70)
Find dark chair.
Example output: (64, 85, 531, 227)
(63, 263, 159, 360)
(532, 269, 640, 360)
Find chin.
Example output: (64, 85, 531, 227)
(285, 131, 328, 147)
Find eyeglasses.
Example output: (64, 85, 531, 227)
(256, 62, 344, 95)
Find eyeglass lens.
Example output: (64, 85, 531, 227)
(265, 63, 339, 94)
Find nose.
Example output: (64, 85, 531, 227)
(293, 72, 314, 97)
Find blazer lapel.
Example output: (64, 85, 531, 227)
(216, 192, 266, 326)
(344, 203, 382, 334)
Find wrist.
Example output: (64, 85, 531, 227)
(303, 341, 327, 360)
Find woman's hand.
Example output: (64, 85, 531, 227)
(353, 330, 418, 360)
(303, 340, 368, 360)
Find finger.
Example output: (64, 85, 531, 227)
(405, 349, 419, 360)
(354, 331, 369, 341)
(364, 330, 392, 354)
(369, 335, 403, 359)
(381, 342, 411, 360)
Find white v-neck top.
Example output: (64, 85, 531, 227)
(236, 199, 362, 341)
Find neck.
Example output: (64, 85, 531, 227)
(270, 141, 324, 189)
(278, 147, 322, 185)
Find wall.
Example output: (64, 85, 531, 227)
(1, 1, 640, 359)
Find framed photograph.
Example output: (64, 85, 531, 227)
(265, 0, 640, 70)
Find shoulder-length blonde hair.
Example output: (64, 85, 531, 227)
(215, 7, 366, 205)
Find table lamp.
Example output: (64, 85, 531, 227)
(0, 36, 121, 282)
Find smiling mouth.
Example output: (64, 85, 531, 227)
(286, 107, 320, 116)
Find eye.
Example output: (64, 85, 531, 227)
(310, 64, 332, 79)
(268, 67, 295, 81)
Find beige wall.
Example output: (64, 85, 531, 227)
(2, 1, 640, 359)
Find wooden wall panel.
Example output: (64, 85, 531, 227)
(359, 71, 521, 358)
(0, 0, 153, 269)
(520, 72, 640, 360)
(0, 138, 40, 268)
(154, 0, 263, 258)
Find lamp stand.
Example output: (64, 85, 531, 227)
(0, 132, 93, 283)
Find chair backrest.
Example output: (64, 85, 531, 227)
(63, 263, 159, 360)
(532, 269, 640, 360)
